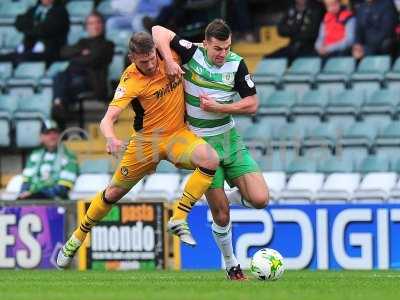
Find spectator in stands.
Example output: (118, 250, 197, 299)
(0, 0, 69, 66)
(52, 12, 114, 129)
(315, 0, 355, 60)
(352, 0, 398, 60)
(265, 0, 324, 62)
(17, 120, 78, 200)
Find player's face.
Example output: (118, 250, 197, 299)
(324, 0, 340, 14)
(131, 49, 158, 76)
(40, 130, 60, 152)
(86, 15, 104, 38)
(203, 36, 232, 67)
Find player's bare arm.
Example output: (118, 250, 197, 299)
(199, 94, 259, 115)
(100, 106, 125, 157)
(152, 25, 185, 80)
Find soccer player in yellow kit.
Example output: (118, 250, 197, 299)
(57, 32, 219, 268)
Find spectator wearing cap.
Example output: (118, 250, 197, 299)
(315, 0, 355, 60)
(17, 120, 79, 200)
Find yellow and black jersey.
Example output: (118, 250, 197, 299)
(109, 51, 186, 137)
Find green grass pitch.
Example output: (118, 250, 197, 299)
(0, 270, 399, 300)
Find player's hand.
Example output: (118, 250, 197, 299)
(81, 49, 90, 55)
(199, 94, 222, 112)
(165, 59, 185, 82)
(17, 191, 32, 200)
(106, 137, 126, 158)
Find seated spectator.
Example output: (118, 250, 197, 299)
(18, 120, 79, 200)
(265, 0, 324, 63)
(315, 0, 355, 60)
(0, 0, 69, 66)
(52, 11, 114, 129)
(352, 0, 398, 60)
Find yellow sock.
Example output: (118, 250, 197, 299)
(172, 167, 215, 221)
(73, 191, 113, 242)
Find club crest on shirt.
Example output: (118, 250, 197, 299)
(245, 74, 255, 88)
(222, 72, 235, 85)
(120, 166, 129, 176)
(179, 39, 193, 49)
(114, 86, 126, 99)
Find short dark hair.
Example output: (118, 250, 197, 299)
(128, 32, 155, 55)
(205, 19, 231, 41)
(85, 11, 105, 25)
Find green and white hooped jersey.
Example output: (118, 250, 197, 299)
(171, 36, 256, 137)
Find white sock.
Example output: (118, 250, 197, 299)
(211, 222, 238, 269)
(226, 189, 255, 208)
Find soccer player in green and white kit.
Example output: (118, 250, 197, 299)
(153, 19, 269, 280)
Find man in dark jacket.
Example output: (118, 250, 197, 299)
(52, 11, 114, 129)
(5, 0, 69, 66)
(352, 0, 398, 59)
(266, 0, 324, 62)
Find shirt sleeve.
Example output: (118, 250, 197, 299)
(109, 73, 141, 110)
(233, 60, 257, 98)
(170, 35, 198, 64)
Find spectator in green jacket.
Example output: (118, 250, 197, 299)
(18, 120, 79, 200)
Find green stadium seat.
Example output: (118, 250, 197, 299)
(234, 116, 253, 135)
(316, 57, 355, 96)
(106, 29, 130, 54)
(351, 55, 391, 98)
(0, 62, 12, 91)
(0, 94, 18, 147)
(271, 122, 306, 149)
(67, 25, 86, 45)
(80, 159, 113, 174)
(357, 154, 390, 173)
(257, 85, 276, 107)
(286, 156, 317, 174)
(253, 58, 287, 85)
(259, 90, 297, 115)
(282, 57, 321, 98)
(0, 1, 28, 25)
(361, 89, 399, 124)
(258, 151, 295, 172)
(97, 0, 113, 18)
(0, 26, 24, 54)
(39, 61, 69, 97)
(243, 123, 270, 150)
(7, 62, 46, 97)
(303, 121, 351, 150)
(156, 160, 179, 173)
(108, 54, 125, 83)
(374, 121, 400, 166)
(66, 1, 94, 24)
(385, 56, 400, 91)
(317, 155, 354, 173)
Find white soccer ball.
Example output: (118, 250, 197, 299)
(250, 248, 285, 281)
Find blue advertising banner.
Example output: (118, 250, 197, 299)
(180, 204, 400, 270)
(0, 205, 65, 269)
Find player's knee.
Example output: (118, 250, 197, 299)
(104, 186, 125, 203)
(214, 210, 230, 227)
(249, 189, 269, 209)
(194, 144, 219, 170)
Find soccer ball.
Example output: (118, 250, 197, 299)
(250, 248, 285, 281)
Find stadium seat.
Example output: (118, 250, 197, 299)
(317, 155, 354, 173)
(375, 121, 400, 165)
(233, 116, 253, 135)
(0, 25, 23, 54)
(282, 57, 321, 98)
(0, 1, 27, 25)
(69, 174, 111, 200)
(286, 156, 317, 174)
(257, 85, 276, 107)
(0, 62, 12, 91)
(0, 94, 17, 147)
(80, 158, 113, 174)
(384, 56, 400, 91)
(108, 54, 126, 83)
(291, 89, 329, 123)
(351, 55, 391, 98)
(7, 62, 46, 97)
(141, 173, 181, 201)
(156, 160, 179, 173)
(315, 173, 361, 202)
(271, 122, 306, 149)
(67, 24, 86, 45)
(253, 58, 287, 86)
(0, 174, 24, 201)
(315, 57, 355, 96)
(243, 123, 270, 150)
(106, 29, 130, 54)
(357, 155, 390, 173)
(66, 1, 95, 24)
(280, 172, 324, 202)
(301, 146, 332, 164)
(325, 89, 365, 126)
(302, 121, 350, 151)
(361, 89, 399, 124)
(39, 61, 69, 93)
(353, 172, 397, 202)
(262, 172, 286, 200)
(14, 94, 52, 148)
(259, 150, 296, 172)
(97, 0, 114, 18)
(258, 90, 297, 117)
